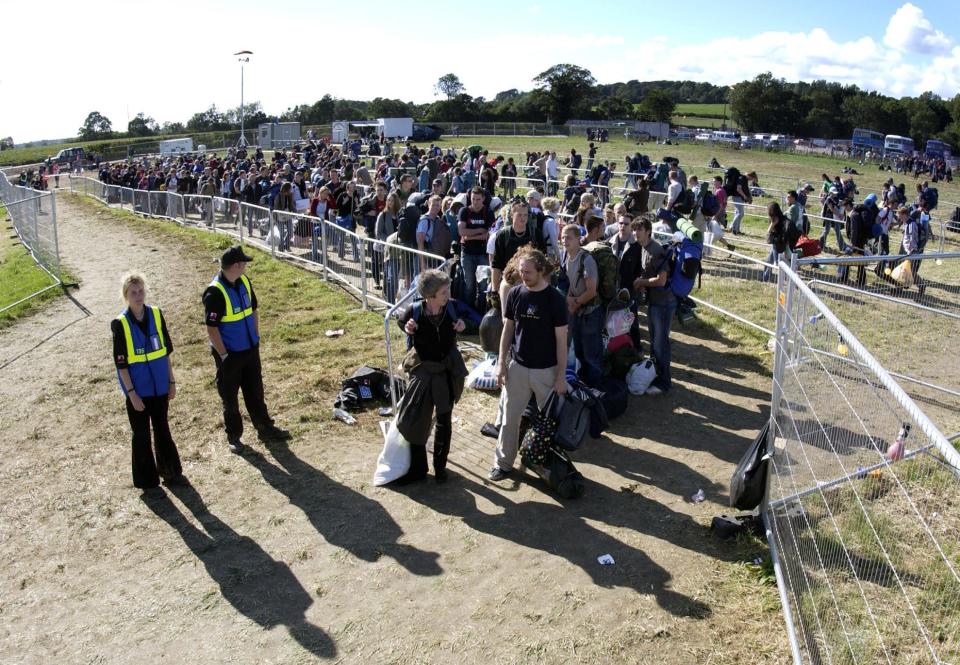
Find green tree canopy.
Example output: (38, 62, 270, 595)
(532, 64, 596, 124)
(78, 111, 113, 140)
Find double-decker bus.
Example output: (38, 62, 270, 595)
(925, 139, 953, 160)
(851, 127, 885, 151)
(884, 134, 915, 156)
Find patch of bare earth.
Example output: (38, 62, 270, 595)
(0, 194, 788, 664)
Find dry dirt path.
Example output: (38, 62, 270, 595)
(0, 193, 787, 664)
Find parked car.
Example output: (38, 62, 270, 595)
(412, 124, 443, 141)
(48, 146, 86, 166)
(695, 132, 712, 142)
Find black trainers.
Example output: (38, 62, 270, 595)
(435, 469, 449, 484)
(228, 439, 245, 454)
(480, 423, 500, 439)
(162, 474, 189, 487)
(258, 425, 292, 441)
(488, 466, 512, 482)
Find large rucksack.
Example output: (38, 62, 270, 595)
(723, 167, 741, 197)
(673, 188, 695, 215)
(921, 187, 939, 211)
(334, 365, 401, 410)
(700, 190, 721, 217)
(397, 202, 421, 247)
(659, 237, 702, 299)
(577, 242, 619, 307)
(429, 216, 452, 257)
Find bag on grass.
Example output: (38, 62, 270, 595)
(373, 419, 411, 486)
(890, 260, 914, 287)
(605, 308, 635, 339)
(542, 446, 586, 500)
(626, 359, 658, 395)
(795, 235, 821, 257)
(554, 390, 591, 452)
(519, 392, 562, 467)
(466, 355, 499, 391)
(729, 420, 771, 510)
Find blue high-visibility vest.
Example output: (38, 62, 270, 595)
(210, 274, 259, 352)
(116, 305, 170, 397)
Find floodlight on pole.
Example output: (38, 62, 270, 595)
(234, 51, 253, 147)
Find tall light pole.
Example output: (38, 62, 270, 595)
(234, 50, 253, 147)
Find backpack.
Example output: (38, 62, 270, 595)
(921, 187, 938, 211)
(673, 188, 695, 215)
(406, 300, 459, 350)
(659, 238, 702, 300)
(334, 365, 401, 410)
(700, 191, 720, 217)
(723, 167, 741, 197)
(397, 202, 421, 247)
(577, 242, 619, 307)
(429, 216, 452, 257)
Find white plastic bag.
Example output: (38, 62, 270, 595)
(373, 419, 411, 486)
(626, 359, 658, 395)
(605, 308, 635, 338)
(467, 355, 499, 391)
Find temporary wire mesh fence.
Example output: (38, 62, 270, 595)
(0, 172, 62, 312)
(67, 175, 445, 312)
(767, 261, 960, 665)
(794, 252, 960, 436)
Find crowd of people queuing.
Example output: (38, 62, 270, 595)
(23, 130, 938, 492)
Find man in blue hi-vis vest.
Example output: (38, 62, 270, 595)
(203, 246, 290, 454)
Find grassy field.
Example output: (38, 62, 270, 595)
(0, 206, 64, 327)
(674, 103, 729, 117)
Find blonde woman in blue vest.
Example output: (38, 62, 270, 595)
(111, 272, 184, 492)
(203, 246, 290, 454)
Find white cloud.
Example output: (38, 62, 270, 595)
(883, 3, 952, 55)
(916, 46, 960, 97)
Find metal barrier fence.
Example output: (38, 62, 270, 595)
(766, 260, 960, 665)
(794, 251, 960, 437)
(0, 172, 62, 312)
(67, 176, 445, 311)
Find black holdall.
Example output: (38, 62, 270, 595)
(729, 420, 772, 511)
(554, 390, 591, 452)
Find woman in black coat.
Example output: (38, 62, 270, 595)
(394, 269, 467, 484)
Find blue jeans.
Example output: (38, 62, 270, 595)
(819, 219, 847, 252)
(460, 253, 488, 311)
(648, 299, 677, 391)
(762, 247, 786, 282)
(336, 215, 359, 260)
(730, 196, 744, 233)
(571, 305, 604, 387)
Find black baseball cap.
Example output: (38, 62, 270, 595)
(221, 245, 254, 268)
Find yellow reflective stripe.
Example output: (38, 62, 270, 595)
(117, 306, 168, 364)
(211, 275, 253, 323)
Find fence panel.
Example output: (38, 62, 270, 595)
(767, 261, 960, 665)
(0, 173, 62, 301)
(211, 196, 240, 235)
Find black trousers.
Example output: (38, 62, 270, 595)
(212, 346, 273, 442)
(397, 411, 452, 483)
(126, 395, 182, 488)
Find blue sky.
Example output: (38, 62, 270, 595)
(2, 1, 958, 143)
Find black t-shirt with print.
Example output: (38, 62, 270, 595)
(458, 205, 495, 256)
(504, 284, 568, 369)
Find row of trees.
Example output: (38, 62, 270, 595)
(730, 73, 960, 147)
(60, 66, 960, 149)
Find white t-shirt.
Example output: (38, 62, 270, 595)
(667, 181, 682, 207)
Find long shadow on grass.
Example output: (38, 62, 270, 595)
(244, 442, 443, 577)
(143, 482, 337, 658)
(405, 477, 712, 619)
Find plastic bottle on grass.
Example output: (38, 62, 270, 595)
(333, 408, 357, 425)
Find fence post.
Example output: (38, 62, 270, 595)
(270, 212, 277, 258)
(359, 238, 368, 310)
(50, 192, 61, 280)
(320, 219, 328, 281)
(239, 204, 244, 244)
